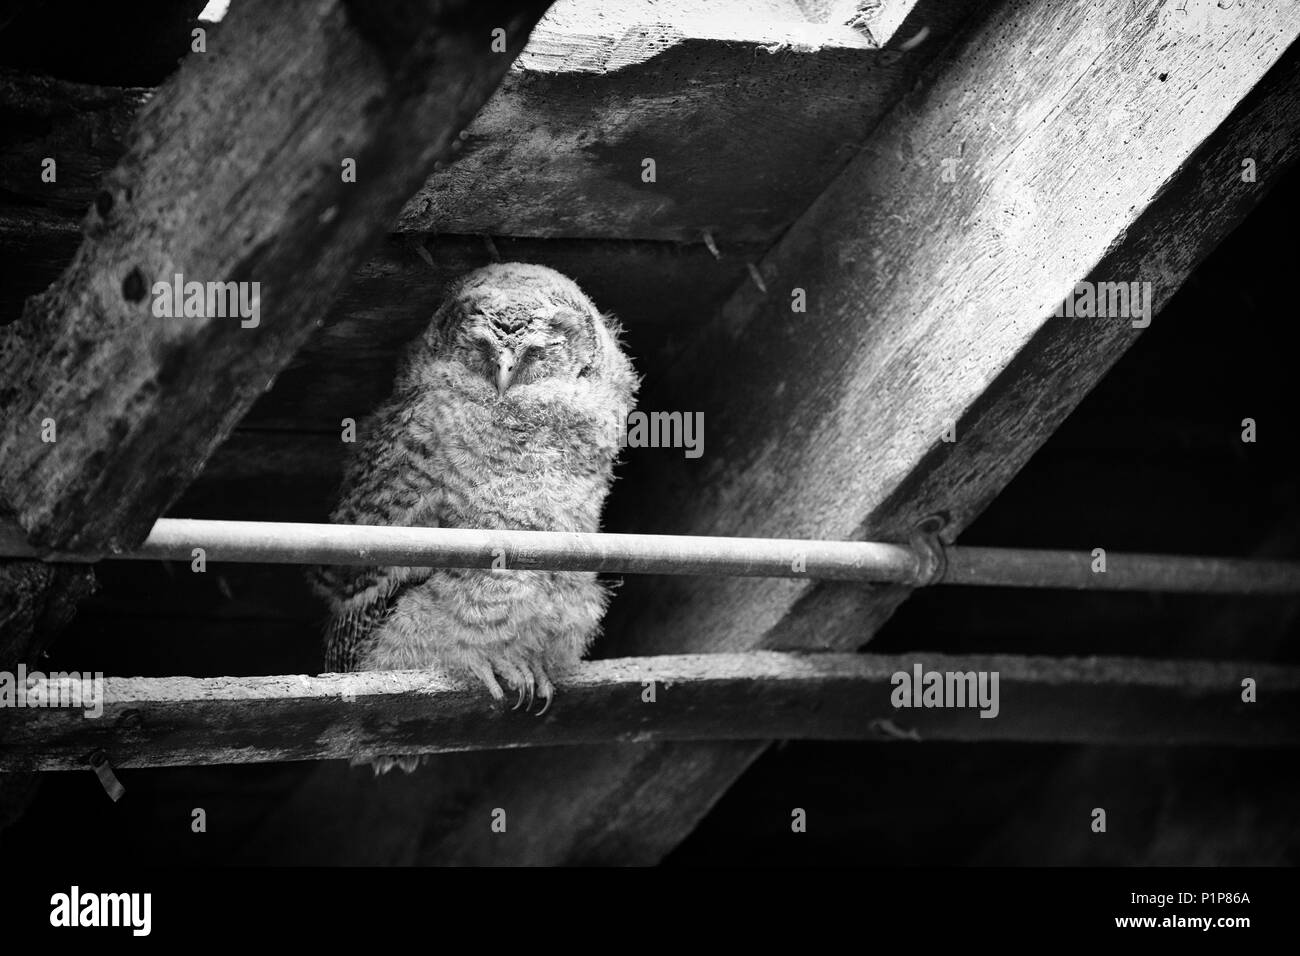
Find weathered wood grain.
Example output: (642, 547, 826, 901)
(0, 219, 759, 429)
(3, 220, 758, 411)
(0, 0, 982, 244)
(2, 652, 1292, 771)
(0, 0, 555, 552)
(410, 1, 1300, 864)
(0, 0, 553, 831)
(422, 0, 980, 237)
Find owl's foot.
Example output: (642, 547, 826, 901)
(460, 643, 555, 716)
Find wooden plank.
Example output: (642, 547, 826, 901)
(0, 1, 982, 244)
(0, 0, 555, 552)
(2, 653, 1293, 771)
(390, 0, 981, 241)
(1, 217, 754, 425)
(1, 220, 760, 430)
(404, 2, 1300, 864)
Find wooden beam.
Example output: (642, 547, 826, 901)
(0, 0, 554, 837)
(0, 0, 981, 245)
(400, 3, 1300, 864)
(0, 0, 554, 552)
(1, 220, 761, 431)
(2, 653, 1292, 771)
(398, 0, 931, 241)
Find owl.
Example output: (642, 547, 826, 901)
(310, 263, 638, 773)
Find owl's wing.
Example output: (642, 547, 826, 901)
(319, 576, 415, 673)
(315, 549, 436, 673)
(310, 398, 446, 673)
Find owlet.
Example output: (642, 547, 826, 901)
(310, 263, 638, 772)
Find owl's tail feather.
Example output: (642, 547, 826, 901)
(354, 754, 425, 776)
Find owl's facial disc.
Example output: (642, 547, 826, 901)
(455, 304, 589, 399)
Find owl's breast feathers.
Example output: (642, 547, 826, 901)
(313, 352, 629, 673)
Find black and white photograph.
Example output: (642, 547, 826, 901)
(0, 0, 1298, 930)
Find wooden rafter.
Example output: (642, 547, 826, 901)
(0, 0, 554, 553)
(3, 217, 763, 435)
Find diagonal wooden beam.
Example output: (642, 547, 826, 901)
(0, 0, 554, 553)
(0, 0, 553, 834)
(390, 1, 1300, 865)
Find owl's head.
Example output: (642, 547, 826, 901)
(419, 263, 634, 402)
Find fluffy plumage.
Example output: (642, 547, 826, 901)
(310, 263, 637, 773)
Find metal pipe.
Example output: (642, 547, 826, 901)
(945, 547, 1300, 595)
(0, 518, 922, 583)
(1, 518, 1298, 594)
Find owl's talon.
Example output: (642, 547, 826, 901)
(534, 669, 554, 715)
(512, 684, 526, 710)
(468, 661, 506, 704)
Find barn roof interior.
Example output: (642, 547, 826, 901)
(1, 0, 1298, 864)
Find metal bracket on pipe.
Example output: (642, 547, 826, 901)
(908, 514, 948, 587)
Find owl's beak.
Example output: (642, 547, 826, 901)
(495, 347, 518, 398)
